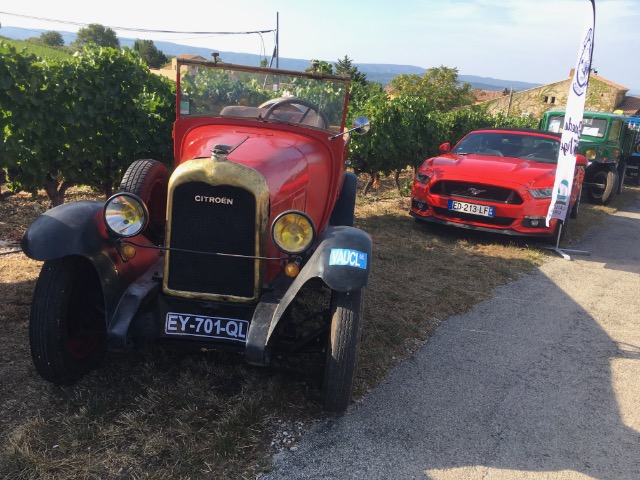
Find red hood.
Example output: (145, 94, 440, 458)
(180, 125, 314, 206)
(428, 153, 557, 187)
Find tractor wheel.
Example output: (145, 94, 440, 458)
(586, 169, 615, 205)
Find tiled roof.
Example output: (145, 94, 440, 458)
(472, 89, 507, 102)
(617, 96, 640, 115)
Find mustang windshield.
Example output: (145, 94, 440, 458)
(177, 61, 349, 131)
(453, 132, 561, 163)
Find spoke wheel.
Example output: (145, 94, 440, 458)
(322, 289, 364, 413)
(29, 256, 106, 385)
(586, 170, 615, 205)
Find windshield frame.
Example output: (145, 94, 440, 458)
(174, 57, 351, 133)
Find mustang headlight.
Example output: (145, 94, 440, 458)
(416, 173, 431, 184)
(271, 211, 315, 254)
(529, 188, 554, 199)
(103, 193, 149, 238)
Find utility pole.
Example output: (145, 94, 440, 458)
(276, 12, 279, 69)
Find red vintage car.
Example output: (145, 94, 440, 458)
(21, 57, 370, 412)
(410, 128, 587, 243)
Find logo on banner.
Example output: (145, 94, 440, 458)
(572, 28, 593, 97)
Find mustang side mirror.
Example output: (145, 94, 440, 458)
(329, 116, 370, 140)
(439, 142, 451, 153)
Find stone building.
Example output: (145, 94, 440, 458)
(480, 70, 637, 119)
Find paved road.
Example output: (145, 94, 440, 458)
(265, 195, 640, 480)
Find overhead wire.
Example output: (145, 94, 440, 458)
(0, 11, 275, 36)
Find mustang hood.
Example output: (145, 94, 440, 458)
(431, 154, 557, 187)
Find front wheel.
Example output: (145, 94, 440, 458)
(586, 169, 615, 205)
(29, 256, 107, 385)
(322, 289, 364, 413)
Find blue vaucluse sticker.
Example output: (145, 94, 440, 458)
(329, 248, 367, 269)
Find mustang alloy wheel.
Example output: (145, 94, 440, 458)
(321, 288, 364, 413)
(29, 256, 107, 385)
(119, 159, 168, 243)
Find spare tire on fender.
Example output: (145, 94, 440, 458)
(119, 159, 169, 244)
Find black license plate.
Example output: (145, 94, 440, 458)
(165, 312, 249, 342)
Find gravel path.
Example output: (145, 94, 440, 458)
(264, 195, 640, 480)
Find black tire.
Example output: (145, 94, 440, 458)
(569, 185, 582, 220)
(119, 159, 169, 243)
(322, 289, 364, 413)
(586, 169, 615, 205)
(29, 256, 107, 385)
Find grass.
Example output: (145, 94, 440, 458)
(1, 175, 638, 479)
(0, 37, 75, 62)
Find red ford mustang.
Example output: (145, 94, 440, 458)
(410, 128, 587, 242)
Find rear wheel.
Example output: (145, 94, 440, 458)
(29, 256, 107, 385)
(119, 159, 168, 243)
(586, 169, 615, 205)
(322, 289, 364, 413)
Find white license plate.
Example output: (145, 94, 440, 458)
(448, 200, 495, 217)
(165, 312, 249, 342)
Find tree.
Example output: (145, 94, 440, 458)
(74, 24, 120, 49)
(335, 55, 367, 86)
(389, 66, 475, 111)
(133, 39, 168, 69)
(306, 59, 333, 74)
(40, 31, 64, 47)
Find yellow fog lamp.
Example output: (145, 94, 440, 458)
(103, 193, 149, 238)
(284, 257, 302, 278)
(585, 149, 597, 161)
(271, 211, 315, 255)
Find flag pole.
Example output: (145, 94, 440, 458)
(544, 0, 595, 260)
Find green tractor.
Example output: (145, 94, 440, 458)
(540, 110, 640, 204)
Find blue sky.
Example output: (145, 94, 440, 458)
(2, 0, 639, 92)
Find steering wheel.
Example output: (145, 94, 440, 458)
(261, 98, 329, 129)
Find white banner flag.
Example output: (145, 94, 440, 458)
(546, 5, 595, 225)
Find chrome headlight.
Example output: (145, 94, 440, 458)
(529, 188, 554, 199)
(271, 211, 315, 254)
(585, 149, 597, 161)
(103, 193, 148, 237)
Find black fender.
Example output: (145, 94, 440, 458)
(329, 172, 358, 226)
(21, 201, 109, 260)
(21, 200, 162, 329)
(245, 225, 372, 365)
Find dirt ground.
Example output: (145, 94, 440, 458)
(1, 181, 635, 479)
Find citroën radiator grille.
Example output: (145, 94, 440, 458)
(167, 182, 256, 298)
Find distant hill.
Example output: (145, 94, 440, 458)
(1, 25, 541, 91)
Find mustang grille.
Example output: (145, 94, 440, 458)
(430, 180, 523, 205)
(167, 182, 256, 298)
